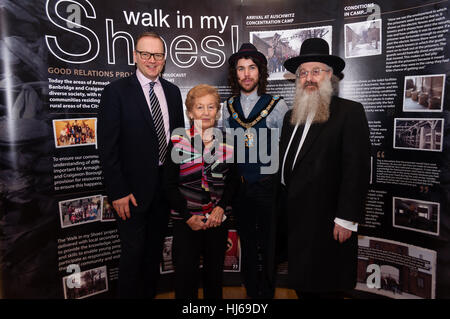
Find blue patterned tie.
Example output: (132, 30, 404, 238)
(149, 82, 168, 164)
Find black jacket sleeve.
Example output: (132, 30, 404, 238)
(336, 102, 371, 223)
(162, 142, 191, 221)
(216, 162, 239, 211)
(97, 83, 131, 201)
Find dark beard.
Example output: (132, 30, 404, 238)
(240, 82, 258, 94)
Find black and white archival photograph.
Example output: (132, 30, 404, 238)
(62, 266, 108, 299)
(403, 75, 445, 112)
(250, 26, 332, 80)
(356, 236, 436, 299)
(394, 118, 443, 152)
(345, 19, 382, 58)
(393, 197, 440, 236)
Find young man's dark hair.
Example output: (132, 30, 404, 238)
(228, 55, 268, 96)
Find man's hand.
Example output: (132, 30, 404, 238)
(112, 194, 137, 220)
(333, 223, 352, 243)
(205, 206, 225, 228)
(186, 215, 207, 231)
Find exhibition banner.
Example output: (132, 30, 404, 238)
(0, 0, 448, 299)
(1, 0, 242, 299)
(340, 0, 448, 299)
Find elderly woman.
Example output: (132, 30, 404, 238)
(163, 84, 238, 299)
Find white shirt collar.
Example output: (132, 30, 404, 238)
(136, 68, 160, 87)
(240, 89, 259, 101)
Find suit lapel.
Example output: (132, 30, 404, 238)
(290, 97, 338, 172)
(280, 122, 300, 158)
(280, 122, 303, 183)
(130, 74, 156, 132)
(291, 123, 324, 172)
(160, 78, 177, 132)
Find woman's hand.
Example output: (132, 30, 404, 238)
(205, 206, 225, 228)
(186, 215, 207, 231)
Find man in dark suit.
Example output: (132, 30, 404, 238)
(98, 31, 184, 298)
(278, 38, 371, 298)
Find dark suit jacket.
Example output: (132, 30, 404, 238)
(277, 96, 371, 292)
(98, 74, 184, 211)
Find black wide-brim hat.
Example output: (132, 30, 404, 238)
(284, 38, 345, 76)
(228, 43, 267, 66)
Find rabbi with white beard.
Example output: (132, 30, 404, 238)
(277, 38, 371, 299)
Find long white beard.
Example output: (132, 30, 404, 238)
(290, 77, 334, 125)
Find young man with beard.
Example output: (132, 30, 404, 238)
(223, 43, 289, 299)
(278, 38, 371, 298)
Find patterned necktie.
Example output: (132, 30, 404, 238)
(149, 82, 168, 164)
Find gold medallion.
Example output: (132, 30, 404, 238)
(244, 130, 255, 148)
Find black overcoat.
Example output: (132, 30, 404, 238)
(277, 96, 371, 292)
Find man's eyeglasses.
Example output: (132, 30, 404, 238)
(296, 68, 331, 78)
(136, 50, 165, 61)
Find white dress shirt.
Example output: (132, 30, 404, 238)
(135, 69, 170, 144)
